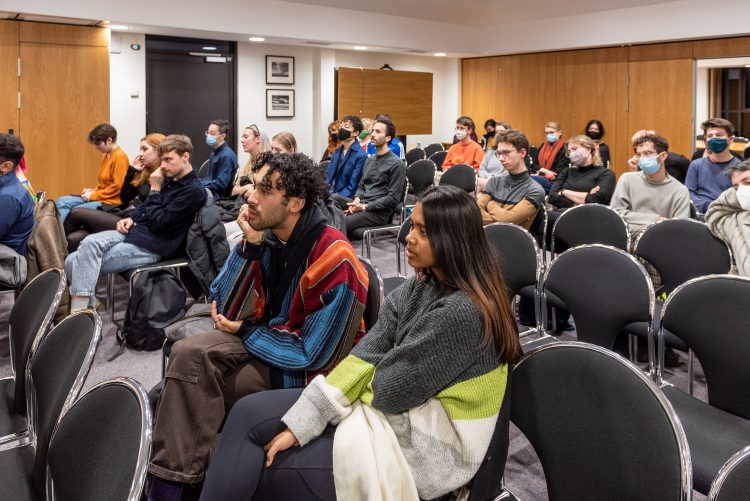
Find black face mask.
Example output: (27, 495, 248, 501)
(586, 130, 602, 140)
(338, 128, 352, 141)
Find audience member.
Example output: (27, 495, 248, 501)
(442, 116, 485, 171)
(477, 129, 545, 229)
(270, 131, 298, 154)
(56, 123, 130, 221)
(530, 121, 568, 192)
(373, 113, 406, 160)
(627, 129, 691, 183)
(320, 121, 340, 162)
(146, 153, 367, 500)
(705, 159, 750, 276)
(15, 156, 35, 202)
(584, 119, 611, 168)
(64, 133, 167, 252)
(202, 119, 238, 200)
(686, 118, 739, 213)
(547, 134, 615, 213)
(325, 115, 367, 198)
(200, 184, 520, 501)
(482, 118, 497, 150)
(0, 134, 34, 286)
(232, 124, 270, 197)
(64, 135, 206, 312)
(478, 122, 512, 185)
(340, 116, 406, 238)
(610, 134, 690, 234)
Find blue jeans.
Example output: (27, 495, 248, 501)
(530, 175, 553, 193)
(56, 195, 102, 221)
(64, 230, 160, 303)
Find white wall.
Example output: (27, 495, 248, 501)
(109, 38, 460, 163)
(332, 50, 461, 151)
(109, 32, 146, 160)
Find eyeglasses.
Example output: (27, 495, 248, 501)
(495, 149, 517, 158)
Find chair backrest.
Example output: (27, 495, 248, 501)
(406, 159, 437, 196)
(319, 160, 330, 172)
(29, 310, 101, 497)
(551, 203, 629, 255)
(483, 223, 540, 298)
(9, 268, 66, 415)
(511, 342, 691, 500)
(424, 142, 444, 158)
(634, 219, 732, 296)
(543, 245, 653, 351)
(397, 217, 411, 246)
(709, 446, 750, 501)
(528, 206, 548, 252)
(660, 275, 750, 418)
(46, 378, 152, 501)
(358, 257, 383, 332)
(405, 147, 426, 166)
(197, 159, 210, 178)
(428, 150, 448, 168)
(439, 164, 476, 193)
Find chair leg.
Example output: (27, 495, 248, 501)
(366, 231, 372, 260)
(107, 273, 115, 323)
(688, 349, 694, 396)
(628, 335, 637, 363)
(396, 242, 402, 276)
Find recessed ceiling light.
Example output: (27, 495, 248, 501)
(202, 46, 217, 51)
(107, 24, 129, 30)
(249, 36, 265, 42)
(434, 52, 447, 57)
(353, 46, 368, 51)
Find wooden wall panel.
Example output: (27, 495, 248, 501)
(0, 21, 19, 136)
(20, 43, 109, 199)
(336, 67, 432, 135)
(694, 37, 750, 59)
(19, 21, 108, 47)
(628, 41, 694, 61)
(461, 57, 504, 130)
(627, 59, 694, 161)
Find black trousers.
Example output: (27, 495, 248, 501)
(200, 389, 336, 501)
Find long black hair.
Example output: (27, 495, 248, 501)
(417, 185, 521, 363)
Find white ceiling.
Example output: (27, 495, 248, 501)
(282, 0, 662, 28)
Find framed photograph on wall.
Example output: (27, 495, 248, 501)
(266, 89, 295, 118)
(266, 55, 294, 85)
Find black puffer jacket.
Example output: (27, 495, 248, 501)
(184, 195, 230, 298)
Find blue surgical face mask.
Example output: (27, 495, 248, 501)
(546, 133, 558, 143)
(206, 135, 218, 147)
(707, 137, 728, 153)
(638, 155, 661, 174)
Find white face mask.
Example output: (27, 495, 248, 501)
(736, 184, 750, 211)
(455, 129, 467, 140)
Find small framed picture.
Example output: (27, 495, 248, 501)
(266, 55, 294, 85)
(266, 89, 295, 118)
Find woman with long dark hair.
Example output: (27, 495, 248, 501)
(194, 185, 521, 501)
(64, 133, 165, 252)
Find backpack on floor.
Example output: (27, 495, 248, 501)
(112, 269, 186, 356)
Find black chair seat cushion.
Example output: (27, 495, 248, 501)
(663, 385, 750, 494)
(622, 302, 688, 352)
(382, 276, 407, 297)
(349, 223, 396, 241)
(0, 378, 25, 438)
(521, 336, 559, 353)
(0, 444, 37, 500)
(517, 285, 536, 300)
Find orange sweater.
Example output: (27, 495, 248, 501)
(89, 146, 130, 205)
(442, 140, 485, 171)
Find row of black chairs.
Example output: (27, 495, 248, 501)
(0, 269, 151, 500)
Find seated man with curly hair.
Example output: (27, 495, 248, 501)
(147, 152, 369, 500)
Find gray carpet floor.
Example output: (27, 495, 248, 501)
(0, 235, 710, 500)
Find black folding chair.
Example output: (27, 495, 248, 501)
(541, 245, 656, 371)
(404, 147, 426, 166)
(709, 446, 750, 501)
(423, 142, 444, 158)
(550, 203, 630, 256)
(406, 159, 436, 197)
(428, 150, 448, 168)
(656, 275, 750, 495)
(439, 164, 476, 193)
(511, 342, 691, 500)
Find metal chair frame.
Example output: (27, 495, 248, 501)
(550, 203, 631, 257)
(708, 445, 750, 501)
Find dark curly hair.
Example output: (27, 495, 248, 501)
(251, 152, 326, 208)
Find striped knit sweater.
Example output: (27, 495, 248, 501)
(212, 213, 368, 389)
(282, 276, 507, 499)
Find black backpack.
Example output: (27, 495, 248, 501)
(110, 269, 186, 359)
